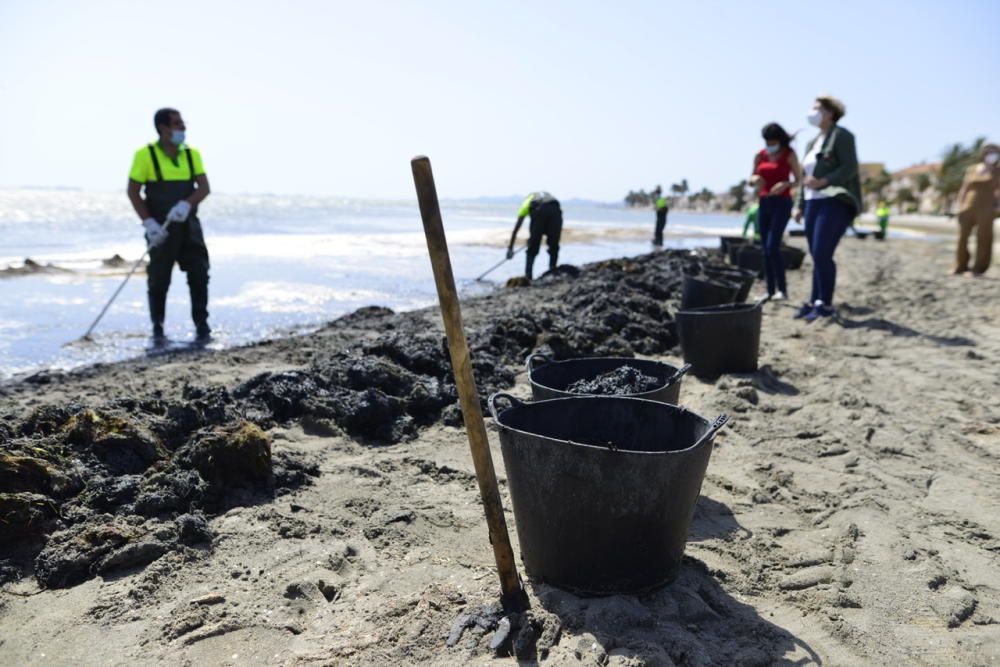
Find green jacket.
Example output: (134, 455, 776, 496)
(796, 125, 862, 219)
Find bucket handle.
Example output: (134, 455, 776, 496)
(666, 363, 692, 386)
(693, 413, 729, 449)
(524, 352, 550, 373)
(488, 392, 524, 421)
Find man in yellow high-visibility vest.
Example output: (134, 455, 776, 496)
(875, 202, 890, 240)
(126, 108, 212, 343)
(507, 192, 562, 280)
(652, 186, 669, 246)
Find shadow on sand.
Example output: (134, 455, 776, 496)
(834, 310, 975, 348)
(523, 556, 823, 666)
(500, 497, 820, 665)
(689, 494, 752, 542)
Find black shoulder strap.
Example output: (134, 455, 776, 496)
(147, 144, 162, 182)
(185, 148, 196, 182)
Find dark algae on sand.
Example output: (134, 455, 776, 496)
(1, 249, 726, 588)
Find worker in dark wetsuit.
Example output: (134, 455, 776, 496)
(126, 108, 212, 343)
(506, 191, 562, 280)
(652, 185, 669, 246)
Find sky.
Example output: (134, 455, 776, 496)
(0, 0, 998, 201)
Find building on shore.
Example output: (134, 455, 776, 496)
(886, 162, 941, 214)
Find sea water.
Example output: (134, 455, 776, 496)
(0, 188, 748, 380)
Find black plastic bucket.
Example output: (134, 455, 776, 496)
(719, 236, 748, 253)
(489, 393, 728, 594)
(734, 245, 764, 276)
(681, 275, 739, 309)
(676, 302, 762, 377)
(704, 267, 755, 303)
(780, 245, 806, 269)
(526, 354, 690, 404)
(727, 241, 752, 265)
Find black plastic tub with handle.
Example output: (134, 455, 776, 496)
(526, 354, 690, 404)
(733, 244, 805, 274)
(681, 275, 739, 309)
(780, 244, 806, 269)
(719, 236, 749, 254)
(734, 244, 765, 276)
(676, 302, 762, 377)
(489, 392, 728, 594)
(703, 266, 755, 303)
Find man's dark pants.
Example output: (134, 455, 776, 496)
(147, 217, 210, 333)
(525, 204, 563, 279)
(654, 208, 668, 245)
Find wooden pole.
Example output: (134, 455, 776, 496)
(410, 156, 528, 612)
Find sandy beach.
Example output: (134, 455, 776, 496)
(1, 234, 998, 666)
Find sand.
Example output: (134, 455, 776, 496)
(1, 235, 998, 666)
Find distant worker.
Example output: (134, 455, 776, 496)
(953, 143, 999, 276)
(742, 202, 760, 240)
(652, 185, 669, 246)
(875, 201, 890, 240)
(127, 108, 212, 343)
(507, 191, 563, 280)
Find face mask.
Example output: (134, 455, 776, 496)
(170, 130, 186, 145)
(765, 144, 781, 155)
(986, 153, 999, 166)
(807, 109, 823, 127)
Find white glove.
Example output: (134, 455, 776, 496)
(142, 218, 169, 248)
(166, 200, 192, 223)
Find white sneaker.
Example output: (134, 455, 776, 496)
(772, 291, 787, 301)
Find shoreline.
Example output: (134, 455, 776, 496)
(1, 237, 999, 664)
(0, 212, 960, 384)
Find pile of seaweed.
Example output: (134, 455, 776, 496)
(0, 249, 717, 588)
(0, 392, 317, 588)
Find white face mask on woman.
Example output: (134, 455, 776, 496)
(807, 109, 823, 127)
(986, 153, 999, 166)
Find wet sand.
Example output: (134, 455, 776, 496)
(1, 236, 998, 665)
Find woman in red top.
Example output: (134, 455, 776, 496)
(748, 123, 802, 300)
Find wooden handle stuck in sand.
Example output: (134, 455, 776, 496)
(411, 156, 529, 612)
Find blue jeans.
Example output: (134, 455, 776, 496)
(758, 196, 792, 295)
(804, 198, 852, 305)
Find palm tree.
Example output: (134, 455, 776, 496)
(895, 187, 916, 213)
(862, 167, 892, 211)
(728, 179, 748, 212)
(624, 189, 652, 207)
(863, 168, 891, 200)
(915, 173, 932, 193)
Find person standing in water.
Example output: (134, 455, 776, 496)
(651, 186, 669, 247)
(793, 95, 862, 322)
(953, 143, 999, 275)
(507, 191, 563, 280)
(749, 123, 802, 301)
(127, 108, 212, 343)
